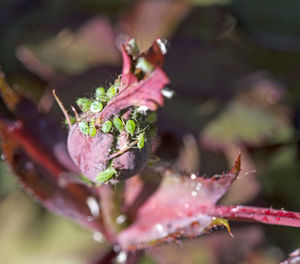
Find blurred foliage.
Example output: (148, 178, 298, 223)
(0, 161, 18, 197)
(202, 102, 293, 147)
(0, 189, 108, 264)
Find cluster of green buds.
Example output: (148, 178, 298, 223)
(75, 83, 153, 152)
(65, 38, 170, 184)
(66, 80, 157, 183)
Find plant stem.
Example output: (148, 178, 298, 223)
(211, 205, 300, 227)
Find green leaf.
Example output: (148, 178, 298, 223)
(76, 98, 91, 112)
(90, 101, 103, 113)
(126, 120, 136, 135)
(78, 121, 89, 135)
(95, 167, 116, 183)
(113, 117, 124, 131)
(102, 120, 112, 133)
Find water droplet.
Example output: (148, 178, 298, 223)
(113, 244, 121, 252)
(184, 202, 190, 209)
(244, 169, 256, 176)
(161, 88, 174, 99)
(155, 223, 167, 237)
(231, 206, 240, 212)
(116, 251, 127, 263)
(155, 224, 164, 233)
(195, 183, 202, 191)
(137, 105, 148, 115)
(1, 154, 6, 161)
(86, 196, 100, 218)
(190, 173, 196, 180)
(116, 214, 127, 225)
(87, 216, 94, 222)
(93, 232, 105, 243)
(191, 191, 197, 197)
(156, 38, 167, 55)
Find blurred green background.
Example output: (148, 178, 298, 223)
(1, 0, 300, 263)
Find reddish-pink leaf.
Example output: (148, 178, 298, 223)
(120, 44, 138, 89)
(100, 68, 169, 121)
(0, 75, 107, 235)
(98, 39, 170, 121)
(0, 119, 105, 232)
(117, 155, 241, 251)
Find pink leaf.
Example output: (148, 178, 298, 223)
(120, 44, 137, 89)
(117, 155, 241, 251)
(100, 68, 169, 121)
(99, 39, 170, 121)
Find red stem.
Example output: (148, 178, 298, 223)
(212, 205, 300, 227)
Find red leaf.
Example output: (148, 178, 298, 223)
(0, 119, 105, 232)
(99, 39, 170, 121)
(120, 44, 138, 89)
(0, 74, 107, 234)
(117, 155, 241, 251)
(100, 68, 169, 121)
